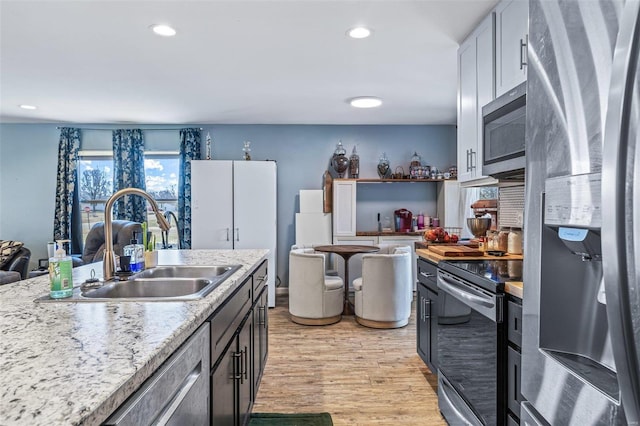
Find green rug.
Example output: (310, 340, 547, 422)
(249, 412, 333, 426)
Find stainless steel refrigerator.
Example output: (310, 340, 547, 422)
(522, 0, 640, 425)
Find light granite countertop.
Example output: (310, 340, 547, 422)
(0, 249, 268, 426)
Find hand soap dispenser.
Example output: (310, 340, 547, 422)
(124, 233, 144, 273)
(49, 245, 73, 299)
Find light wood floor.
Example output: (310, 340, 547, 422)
(252, 294, 446, 425)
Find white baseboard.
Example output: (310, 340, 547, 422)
(275, 287, 289, 296)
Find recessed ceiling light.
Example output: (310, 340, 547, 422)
(347, 27, 372, 39)
(150, 24, 176, 37)
(19, 104, 37, 110)
(349, 97, 382, 108)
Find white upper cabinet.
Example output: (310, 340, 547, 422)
(495, 0, 529, 97)
(332, 180, 357, 237)
(457, 13, 498, 186)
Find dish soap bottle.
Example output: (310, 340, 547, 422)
(49, 245, 73, 299)
(124, 233, 145, 273)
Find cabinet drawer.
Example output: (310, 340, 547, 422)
(417, 258, 438, 291)
(508, 345, 523, 419)
(508, 299, 523, 347)
(252, 260, 268, 302)
(105, 323, 210, 426)
(210, 277, 252, 368)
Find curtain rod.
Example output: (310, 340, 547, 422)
(56, 127, 203, 131)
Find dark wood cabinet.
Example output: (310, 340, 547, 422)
(252, 287, 268, 398)
(105, 323, 211, 426)
(210, 260, 269, 426)
(507, 295, 523, 424)
(417, 258, 438, 373)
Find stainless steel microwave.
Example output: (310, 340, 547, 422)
(482, 82, 526, 178)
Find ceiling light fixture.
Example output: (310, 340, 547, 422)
(349, 97, 382, 108)
(19, 104, 37, 110)
(150, 24, 177, 37)
(347, 27, 372, 39)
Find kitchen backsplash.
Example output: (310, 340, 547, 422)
(498, 185, 525, 229)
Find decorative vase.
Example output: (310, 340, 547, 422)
(349, 146, 360, 178)
(331, 141, 349, 178)
(377, 152, 391, 179)
(242, 141, 252, 160)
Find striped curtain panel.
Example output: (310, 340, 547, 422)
(53, 127, 81, 251)
(178, 128, 202, 249)
(112, 129, 147, 223)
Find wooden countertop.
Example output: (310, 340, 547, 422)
(505, 281, 523, 299)
(415, 248, 523, 263)
(415, 248, 524, 299)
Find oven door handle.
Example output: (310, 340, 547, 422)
(438, 373, 484, 426)
(438, 273, 501, 322)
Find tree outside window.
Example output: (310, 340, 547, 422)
(77, 153, 180, 248)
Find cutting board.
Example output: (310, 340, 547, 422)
(428, 245, 484, 257)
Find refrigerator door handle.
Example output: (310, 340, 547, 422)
(602, 0, 640, 422)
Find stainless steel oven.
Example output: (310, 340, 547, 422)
(482, 81, 526, 178)
(436, 261, 512, 426)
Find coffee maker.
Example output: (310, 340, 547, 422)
(394, 209, 413, 232)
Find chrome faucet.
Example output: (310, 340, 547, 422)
(103, 188, 171, 281)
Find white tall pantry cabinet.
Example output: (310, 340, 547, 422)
(191, 160, 277, 307)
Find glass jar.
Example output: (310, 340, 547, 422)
(331, 141, 349, 177)
(349, 146, 360, 178)
(410, 152, 421, 167)
(498, 229, 509, 252)
(486, 230, 499, 251)
(377, 152, 390, 178)
(508, 228, 523, 254)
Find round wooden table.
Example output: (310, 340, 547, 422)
(313, 245, 380, 315)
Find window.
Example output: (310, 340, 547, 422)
(77, 151, 180, 249)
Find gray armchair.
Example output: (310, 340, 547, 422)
(79, 221, 143, 265)
(0, 244, 31, 284)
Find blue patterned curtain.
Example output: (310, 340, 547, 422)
(112, 129, 147, 223)
(178, 128, 202, 249)
(53, 128, 82, 251)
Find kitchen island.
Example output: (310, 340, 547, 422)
(0, 249, 268, 425)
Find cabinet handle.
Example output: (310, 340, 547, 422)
(420, 271, 435, 279)
(233, 352, 243, 381)
(243, 346, 248, 381)
(466, 149, 471, 172)
(154, 364, 202, 425)
(226, 228, 230, 241)
(258, 306, 266, 326)
(425, 299, 432, 320)
(235, 228, 240, 241)
(470, 150, 477, 171)
(520, 35, 528, 69)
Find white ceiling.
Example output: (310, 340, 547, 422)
(0, 0, 498, 125)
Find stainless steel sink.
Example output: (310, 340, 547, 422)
(131, 265, 237, 280)
(81, 277, 215, 299)
(35, 264, 242, 302)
